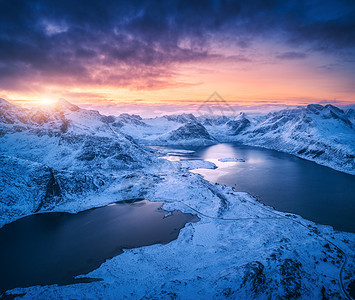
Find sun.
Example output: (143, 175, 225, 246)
(39, 98, 55, 106)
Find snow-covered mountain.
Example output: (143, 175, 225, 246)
(107, 113, 148, 128)
(199, 115, 232, 126)
(157, 121, 216, 146)
(221, 104, 355, 174)
(226, 112, 252, 135)
(2, 100, 352, 224)
(162, 113, 197, 123)
(346, 108, 355, 123)
(0, 98, 153, 171)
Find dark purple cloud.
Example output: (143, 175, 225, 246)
(276, 52, 307, 60)
(0, 0, 354, 91)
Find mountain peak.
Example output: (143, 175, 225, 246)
(162, 121, 213, 143)
(0, 98, 15, 108)
(237, 112, 249, 119)
(55, 99, 80, 112)
(324, 104, 344, 114)
(0, 98, 9, 104)
(163, 113, 197, 123)
(306, 104, 323, 114)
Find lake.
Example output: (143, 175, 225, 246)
(0, 199, 199, 292)
(166, 143, 355, 233)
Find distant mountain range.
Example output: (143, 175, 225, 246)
(1, 99, 354, 175)
(115, 103, 355, 174)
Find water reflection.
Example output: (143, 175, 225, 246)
(201, 144, 237, 160)
(165, 144, 355, 233)
(0, 200, 199, 292)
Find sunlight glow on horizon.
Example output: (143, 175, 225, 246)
(2, 48, 354, 113)
(2, 41, 354, 115)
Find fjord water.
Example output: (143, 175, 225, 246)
(0, 200, 198, 292)
(182, 144, 355, 233)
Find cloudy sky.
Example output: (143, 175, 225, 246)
(1, 0, 354, 115)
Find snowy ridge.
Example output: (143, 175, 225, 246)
(162, 113, 197, 123)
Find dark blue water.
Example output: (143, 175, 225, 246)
(169, 144, 355, 233)
(0, 199, 199, 293)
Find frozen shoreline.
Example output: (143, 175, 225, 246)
(227, 140, 355, 176)
(149, 140, 355, 175)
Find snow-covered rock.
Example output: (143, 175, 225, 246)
(218, 158, 245, 162)
(157, 121, 216, 146)
(0, 155, 114, 226)
(0, 155, 60, 224)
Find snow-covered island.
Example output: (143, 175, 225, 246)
(0, 98, 354, 299)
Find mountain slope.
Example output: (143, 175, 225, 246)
(0, 98, 156, 224)
(0, 155, 114, 225)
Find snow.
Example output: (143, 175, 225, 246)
(168, 149, 195, 154)
(1, 99, 354, 299)
(149, 147, 195, 154)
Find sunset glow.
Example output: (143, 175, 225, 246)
(1, 0, 354, 115)
(39, 98, 56, 106)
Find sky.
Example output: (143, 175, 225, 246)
(0, 0, 355, 116)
